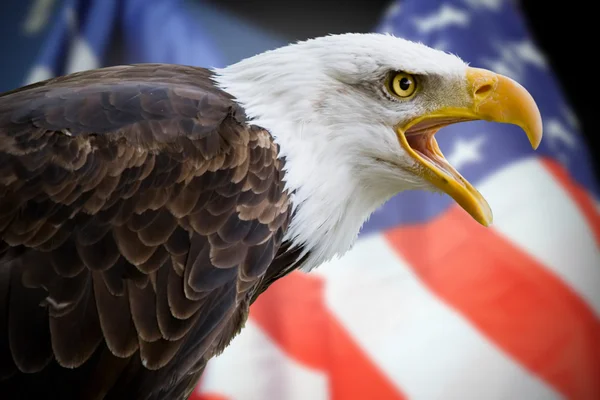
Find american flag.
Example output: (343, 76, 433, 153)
(13, 0, 600, 399)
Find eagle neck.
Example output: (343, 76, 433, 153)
(212, 66, 393, 272)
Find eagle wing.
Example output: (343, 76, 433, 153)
(0, 64, 291, 399)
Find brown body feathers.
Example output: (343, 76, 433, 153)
(0, 64, 299, 399)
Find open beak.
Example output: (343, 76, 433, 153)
(395, 67, 543, 226)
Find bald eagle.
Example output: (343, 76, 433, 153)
(0, 33, 542, 399)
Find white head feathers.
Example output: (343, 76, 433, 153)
(214, 33, 470, 271)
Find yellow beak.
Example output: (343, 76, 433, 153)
(395, 67, 543, 226)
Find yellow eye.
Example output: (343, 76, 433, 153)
(390, 72, 417, 98)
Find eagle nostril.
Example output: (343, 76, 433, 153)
(474, 83, 493, 97)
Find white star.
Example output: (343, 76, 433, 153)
(65, 37, 101, 75)
(513, 40, 547, 70)
(412, 4, 471, 34)
(21, 0, 57, 35)
(384, 2, 402, 19)
(461, 0, 506, 11)
(380, 23, 395, 34)
(545, 118, 578, 151)
(562, 106, 581, 131)
(446, 136, 486, 170)
(24, 66, 54, 85)
(432, 39, 449, 51)
(481, 39, 547, 82)
(545, 118, 579, 169)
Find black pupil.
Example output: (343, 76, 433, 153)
(399, 77, 412, 91)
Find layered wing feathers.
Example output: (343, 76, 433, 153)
(0, 64, 291, 399)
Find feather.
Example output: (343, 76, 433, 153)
(49, 278, 103, 368)
(210, 241, 249, 269)
(139, 337, 184, 371)
(155, 265, 199, 341)
(7, 260, 53, 373)
(188, 207, 234, 235)
(44, 270, 89, 318)
(242, 220, 272, 246)
(92, 271, 139, 358)
(36, 224, 71, 252)
(167, 185, 203, 218)
(128, 209, 161, 232)
(127, 280, 161, 343)
(204, 192, 240, 215)
(136, 245, 169, 274)
(137, 209, 178, 246)
(164, 226, 190, 256)
(217, 213, 254, 243)
(76, 232, 121, 271)
(112, 224, 157, 266)
(100, 257, 127, 296)
(167, 264, 202, 320)
(76, 219, 113, 246)
(241, 237, 276, 279)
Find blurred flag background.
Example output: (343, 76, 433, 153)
(1, 0, 598, 399)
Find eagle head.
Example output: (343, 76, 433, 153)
(215, 33, 542, 269)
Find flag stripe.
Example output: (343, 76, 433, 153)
(385, 206, 600, 400)
(477, 158, 600, 315)
(314, 235, 560, 400)
(541, 158, 600, 244)
(196, 320, 329, 400)
(192, 393, 229, 400)
(250, 273, 406, 400)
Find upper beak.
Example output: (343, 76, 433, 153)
(395, 67, 543, 226)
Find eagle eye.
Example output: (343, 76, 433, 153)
(388, 72, 417, 98)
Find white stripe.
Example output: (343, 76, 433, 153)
(197, 320, 329, 400)
(65, 37, 100, 74)
(23, 65, 54, 85)
(478, 158, 600, 314)
(314, 235, 561, 400)
(21, 0, 56, 35)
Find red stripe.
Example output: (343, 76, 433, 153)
(541, 158, 600, 244)
(385, 206, 600, 400)
(250, 272, 406, 400)
(190, 393, 229, 400)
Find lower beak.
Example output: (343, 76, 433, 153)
(395, 67, 543, 226)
